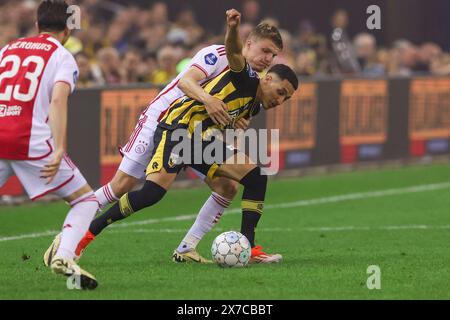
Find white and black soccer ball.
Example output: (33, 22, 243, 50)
(211, 231, 251, 267)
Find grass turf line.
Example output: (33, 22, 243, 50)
(0, 163, 449, 299)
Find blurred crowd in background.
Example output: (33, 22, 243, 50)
(1, 0, 450, 88)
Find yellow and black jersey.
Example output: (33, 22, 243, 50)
(158, 62, 262, 135)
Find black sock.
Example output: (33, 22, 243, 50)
(239, 167, 267, 247)
(89, 180, 166, 236)
(241, 212, 261, 247)
(89, 202, 123, 236)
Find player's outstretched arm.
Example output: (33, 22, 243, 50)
(40, 82, 70, 184)
(178, 67, 230, 126)
(225, 8, 245, 72)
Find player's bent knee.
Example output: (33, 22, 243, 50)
(126, 180, 167, 212)
(111, 170, 139, 196)
(210, 178, 238, 199)
(239, 167, 267, 203)
(239, 167, 267, 189)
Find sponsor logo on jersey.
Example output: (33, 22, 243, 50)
(0, 105, 22, 117)
(204, 53, 218, 66)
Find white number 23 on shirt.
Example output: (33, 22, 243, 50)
(0, 54, 45, 102)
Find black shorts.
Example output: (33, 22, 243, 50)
(146, 126, 238, 179)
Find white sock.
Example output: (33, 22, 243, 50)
(94, 183, 119, 209)
(55, 193, 99, 260)
(177, 192, 230, 253)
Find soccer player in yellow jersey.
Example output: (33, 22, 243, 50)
(78, 8, 297, 264)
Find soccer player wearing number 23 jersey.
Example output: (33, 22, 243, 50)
(0, 0, 98, 289)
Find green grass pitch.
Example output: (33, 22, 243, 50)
(0, 163, 449, 299)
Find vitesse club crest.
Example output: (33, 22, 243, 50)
(223, 103, 254, 129)
(225, 109, 241, 129)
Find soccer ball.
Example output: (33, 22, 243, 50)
(211, 231, 251, 267)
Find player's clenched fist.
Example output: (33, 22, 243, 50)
(226, 9, 241, 27)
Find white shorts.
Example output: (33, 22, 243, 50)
(119, 109, 159, 180)
(0, 154, 88, 201)
(118, 107, 205, 181)
(118, 155, 148, 180)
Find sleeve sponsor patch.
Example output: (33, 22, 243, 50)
(73, 70, 79, 85)
(204, 53, 218, 66)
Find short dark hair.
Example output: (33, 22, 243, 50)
(248, 23, 283, 50)
(37, 0, 70, 33)
(268, 64, 299, 90)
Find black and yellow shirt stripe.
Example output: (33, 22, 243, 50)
(159, 63, 261, 135)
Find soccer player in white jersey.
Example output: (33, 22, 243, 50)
(49, 22, 284, 264)
(0, 0, 98, 289)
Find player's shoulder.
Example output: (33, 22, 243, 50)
(198, 44, 225, 54)
(210, 44, 226, 56)
(51, 42, 77, 66)
(197, 44, 226, 59)
(196, 44, 227, 69)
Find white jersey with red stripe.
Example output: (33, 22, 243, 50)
(142, 44, 229, 119)
(0, 34, 78, 161)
